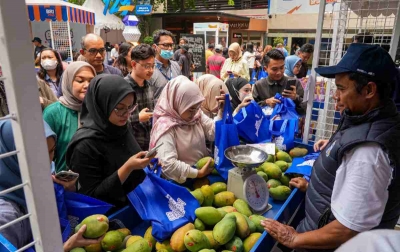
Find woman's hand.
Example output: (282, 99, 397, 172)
(289, 177, 308, 193)
(197, 158, 213, 178)
(125, 151, 155, 171)
(237, 96, 252, 111)
(52, 171, 77, 192)
(215, 89, 226, 118)
(314, 139, 329, 152)
(63, 224, 103, 252)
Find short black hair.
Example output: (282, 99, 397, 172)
(246, 43, 254, 53)
(348, 72, 393, 100)
(59, 51, 68, 61)
(208, 43, 215, 49)
(179, 38, 188, 43)
(299, 43, 314, 54)
(263, 49, 285, 66)
(153, 29, 174, 45)
(353, 32, 374, 44)
(131, 44, 156, 61)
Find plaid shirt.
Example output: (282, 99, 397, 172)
(124, 74, 154, 151)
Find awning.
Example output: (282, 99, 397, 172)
(25, 0, 95, 25)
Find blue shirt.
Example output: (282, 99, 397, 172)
(45, 75, 61, 98)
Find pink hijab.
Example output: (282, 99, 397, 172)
(150, 76, 205, 149)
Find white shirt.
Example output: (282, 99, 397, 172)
(335, 230, 400, 252)
(331, 142, 393, 232)
(111, 48, 119, 59)
(243, 51, 256, 69)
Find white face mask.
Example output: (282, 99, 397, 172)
(239, 92, 251, 101)
(41, 59, 58, 70)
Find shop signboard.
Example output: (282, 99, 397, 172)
(42, 6, 57, 21)
(229, 22, 249, 30)
(269, 0, 336, 14)
(181, 34, 206, 72)
(233, 33, 242, 38)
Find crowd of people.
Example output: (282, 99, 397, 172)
(0, 28, 399, 252)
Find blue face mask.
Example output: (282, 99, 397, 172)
(159, 48, 174, 60)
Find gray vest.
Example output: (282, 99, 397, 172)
(297, 101, 400, 251)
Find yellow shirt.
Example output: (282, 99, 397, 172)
(206, 49, 214, 63)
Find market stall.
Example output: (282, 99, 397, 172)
(26, 0, 96, 62)
(193, 22, 229, 48)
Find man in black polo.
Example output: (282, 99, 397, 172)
(32, 37, 46, 61)
(262, 43, 400, 251)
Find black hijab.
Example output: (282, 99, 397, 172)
(225, 77, 249, 109)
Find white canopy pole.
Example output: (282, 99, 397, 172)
(389, 1, 400, 60)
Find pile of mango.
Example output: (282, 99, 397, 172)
(254, 147, 308, 201)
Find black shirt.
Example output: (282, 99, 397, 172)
(34, 45, 46, 60)
(296, 61, 308, 78)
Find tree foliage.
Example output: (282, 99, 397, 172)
(273, 37, 284, 47)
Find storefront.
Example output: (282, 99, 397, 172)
(229, 19, 268, 47)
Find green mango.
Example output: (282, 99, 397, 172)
(80, 214, 109, 239)
(262, 163, 282, 180)
(184, 229, 211, 252)
(70, 248, 85, 252)
(201, 185, 215, 206)
(195, 218, 206, 231)
(191, 189, 205, 205)
(123, 238, 152, 252)
(213, 214, 236, 245)
(224, 236, 244, 252)
(214, 191, 236, 207)
(280, 174, 291, 187)
(210, 182, 227, 194)
(243, 215, 256, 233)
(196, 157, 215, 169)
(266, 179, 282, 189)
(276, 151, 292, 162)
(101, 230, 124, 251)
(275, 161, 289, 172)
(257, 171, 268, 182)
(243, 233, 262, 252)
(233, 199, 252, 217)
(195, 207, 223, 226)
(269, 185, 292, 201)
(249, 215, 266, 233)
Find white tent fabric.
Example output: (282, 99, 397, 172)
(343, 0, 399, 17)
(25, 0, 93, 12)
(83, 0, 124, 35)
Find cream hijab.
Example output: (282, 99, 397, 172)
(229, 42, 243, 61)
(195, 74, 228, 118)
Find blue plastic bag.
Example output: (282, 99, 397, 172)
(214, 94, 240, 180)
(258, 68, 268, 80)
(285, 153, 320, 177)
(269, 119, 298, 151)
(127, 162, 200, 242)
(250, 70, 257, 84)
(234, 100, 271, 143)
(271, 93, 299, 120)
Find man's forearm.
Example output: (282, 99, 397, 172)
(294, 220, 358, 250)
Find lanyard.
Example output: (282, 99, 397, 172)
(157, 64, 172, 81)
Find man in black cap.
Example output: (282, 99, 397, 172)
(261, 43, 400, 251)
(32, 37, 46, 61)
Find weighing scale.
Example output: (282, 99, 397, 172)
(225, 145, 272, 215)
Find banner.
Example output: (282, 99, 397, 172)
(269, 0, 336, 14)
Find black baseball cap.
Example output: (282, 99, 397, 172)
(315, 43, 397, 83)
(181, 44, 189, 52)
(32, 37, 42, 43)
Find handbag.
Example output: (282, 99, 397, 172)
(127, 161, 200, 241)
(214, 94, 240, 180)
(269, 119, 298, 151)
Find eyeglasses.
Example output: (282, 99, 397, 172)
(114, 103, 138, 117)
(157, 43, 175, 49)
(84, 48, 106, 55)
(135, 61, 156, 70)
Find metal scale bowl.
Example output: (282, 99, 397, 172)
(225, 145, 272, 214)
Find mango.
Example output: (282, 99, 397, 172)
(280, 174, 290, 187)
(210, 182, 227, 194)
(144, 226, 156, 249)
(80, 214, 109, 239)
(70, 249, 85, 252)
(249, 215, 266, 233)
(233, 199, 252, 217)
(158, 249, 170, 252)
(203, 230, 220, 250)
(230, 212, 250, 239)
(262, 163, 282, 180)
(199, 249, 216, 252)
(191, 189, 205, 205)
(269, 185, 292, 201)
(74, 223, 82, 234)
(102, 230, 124, 251)
(195, 207, 223, 226)
(213, 214, 236, 245)
(193, 177, 210, 189)
(196, 157, 215, 169)
(255, 166, 263, 173)
(214, 191, 236, 207)
(184, 229, 211, 252)
(200, 185, 215, 206)
(170, 223, 195, 251)
(289, 147, 308, 158)
(243, 232, 262, 252)
(123, 238, 152, 252)
(126, 235, 143, 247)
(219, 206, 237, 213)
(276, 151, 292, 162)
(211, 169, 219, 175)
(275, 161, 289, 172)
(156, 240, 174, 252)
(117, 228, 131, 238)
(225, 236, 244, 252)
(84, 243, 102, 252)
(266, 179, 281, 189)
(195, 218, 206, 231)
(266, 154, 275, 163)
(257, 171, 268, 182)
(217, 208, 227, 218)
(243, 215, 256, 234)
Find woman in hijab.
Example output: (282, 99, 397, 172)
(220, 42, 250, 82)
(150, 76, 224, 183)
(195, 74, 228, 118)
(0, 120, 95, 250)
(43, 62, 96, 173)
(66, 75, 154, 209)
(284, 55, 302, 77)
(225, 77, 253, 114)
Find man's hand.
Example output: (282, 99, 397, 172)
(282, 85, 297, 100)
(52, 171, 77, 192)
(261, 219, 298, 249)
(289, 177, 308, 192)
(314, 139, 329, 152)
(265, 97, 281, 108)
(139, 108, 153, 123)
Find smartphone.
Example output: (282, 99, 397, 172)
(145, 142, 164, 158)
(55, 171, 79, 182)
(285, 79, 296, 91)
(227, 71, 233, 74)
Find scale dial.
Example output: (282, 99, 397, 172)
(243, 174, 269, 212)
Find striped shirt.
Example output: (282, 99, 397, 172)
(206, 54, 226, 79)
